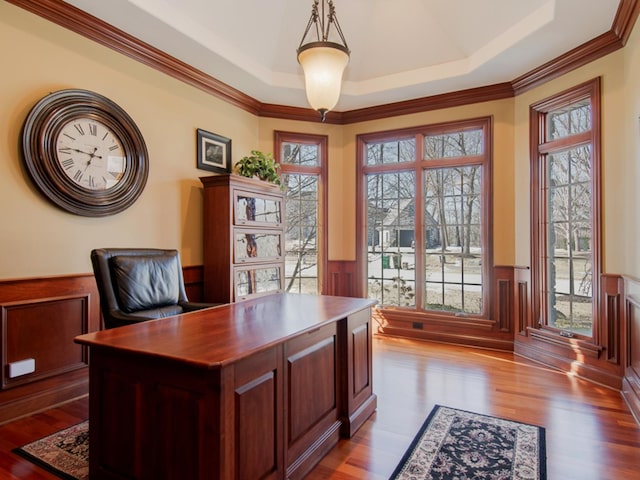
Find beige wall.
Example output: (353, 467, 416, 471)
(0, 3, 259, 277)
(2, 1, 639, 282)
(623, 19, 640, 278)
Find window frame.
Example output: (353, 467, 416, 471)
(529, 78, 602, 341)
(274, 130, 328, 295)
(356, 117, 494, 320)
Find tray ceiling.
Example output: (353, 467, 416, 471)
(61, 0, 621, 111)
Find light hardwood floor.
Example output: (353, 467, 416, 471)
(1, 336, 638, 479)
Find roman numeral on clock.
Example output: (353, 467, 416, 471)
(61, 158, 74, 170)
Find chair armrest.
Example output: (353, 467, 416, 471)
(106, 310, 157, 328)
(180, 301, 225, 312)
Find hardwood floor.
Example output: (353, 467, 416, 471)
(0, 336, 638, 479)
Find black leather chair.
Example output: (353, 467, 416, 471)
(91, 248, 220, 329)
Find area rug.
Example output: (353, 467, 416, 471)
(390, 405, 546, 480)
(14, 421, 88, 480)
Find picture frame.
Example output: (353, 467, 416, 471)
(196, 128, 232, 174)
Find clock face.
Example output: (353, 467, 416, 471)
(56, 118, 127, 191)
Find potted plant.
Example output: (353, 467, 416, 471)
(234, 150, 282, 188)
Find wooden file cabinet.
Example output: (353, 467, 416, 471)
(201, 174, 285, 303)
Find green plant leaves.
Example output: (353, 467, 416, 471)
(234, 150, 282, 187)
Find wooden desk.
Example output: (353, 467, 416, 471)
(75, 293, 376, 480)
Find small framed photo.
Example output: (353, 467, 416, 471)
(196, 128, 232, 174)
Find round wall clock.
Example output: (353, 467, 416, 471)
(21, 89, 149, 216)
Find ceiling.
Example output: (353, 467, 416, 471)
(61, 0, 622, 112)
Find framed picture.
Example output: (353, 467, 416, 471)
(196, 128, 232, 174)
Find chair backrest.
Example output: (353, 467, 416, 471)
(91, 248, 190, 329)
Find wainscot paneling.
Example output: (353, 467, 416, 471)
(183, 265, 206, 303)
(326, 261, 359, 298)
(374, 266, 514, 351)
(0, 266, 205, 425)
(514, 266, 531, 336)
(0, 274, 100, 424)
(514, 273, 625, 390)
(623, 276, 640, 424)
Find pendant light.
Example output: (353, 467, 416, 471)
(297, 0, 350, 122)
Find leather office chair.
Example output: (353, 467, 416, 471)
(91, 248, 220, 329)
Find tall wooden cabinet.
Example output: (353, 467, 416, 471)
(201, 174, 285, 303)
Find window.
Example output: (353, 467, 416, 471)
(275, 131, 327, 294)
(530, 78, 601, 339)
(359, 118, 492, 318)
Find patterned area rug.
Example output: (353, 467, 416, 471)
(390, 405, 546, 480)
(14, 421, 88, 480)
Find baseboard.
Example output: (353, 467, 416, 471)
(0, 369, 88, 425)
(514, 341, 622, 390)
(622, 377, 640, 425)
(379, 326, 514, 351)
(341, 393, 377, 438)
(285, 420, 341, 480)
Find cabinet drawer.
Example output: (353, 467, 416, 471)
(234, 229, 282, 263)
(234, 264, 283, 300)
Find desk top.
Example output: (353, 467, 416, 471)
(75, 293, 375, 369)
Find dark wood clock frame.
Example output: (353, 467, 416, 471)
(21, 89, 149, 217)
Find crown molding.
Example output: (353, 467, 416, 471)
(5, 0, 261, 115)
(258, 103, 344, 124)
(511, 31, 623, 95)
(340, 83, 515, 124)
(7, 0, 640, 124)
(512, 0, 639, 95)
(612, 0, 640, 44)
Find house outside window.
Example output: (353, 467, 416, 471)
(358, 118, 492, 318)
(275, 131, 327, 295)
(530, 78, 601, 339)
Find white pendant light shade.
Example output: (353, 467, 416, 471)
(298, 43, 349, 115)
(297, 0, 350, 121)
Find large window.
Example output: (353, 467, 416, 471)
(275, 131, 327, 294)
(530, 79, 601, 339)
(359, 118, 492, 318)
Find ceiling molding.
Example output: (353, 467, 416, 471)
(6, 0, 261, 115)
(258, 103, 344, 125)
(7, 0, 640, 125)
(612, 0, 640, 45)
(340, 83, 515, 124)
(511, 31, 623, 95)
(512, 0, 638, 95)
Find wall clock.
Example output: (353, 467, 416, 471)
(21, 89, 149, 217)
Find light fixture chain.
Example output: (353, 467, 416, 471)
(324, 1, 335, 41)
(328, 2, 349, 50)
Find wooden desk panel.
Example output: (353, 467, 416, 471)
(75, 293, 376, 480)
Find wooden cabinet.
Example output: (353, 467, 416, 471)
(201, 174, 285, 303)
